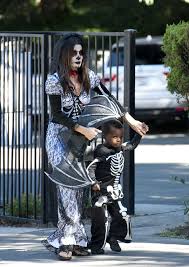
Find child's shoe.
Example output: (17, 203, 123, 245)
(91, 248, 104, 255)
(108, 238, 121, 252)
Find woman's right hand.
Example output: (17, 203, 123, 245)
(92, 183, 101, 191)
(74, 125, 101, 141)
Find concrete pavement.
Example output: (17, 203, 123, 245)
(0, 133, 189, 266)
(0, 203, 189, 267)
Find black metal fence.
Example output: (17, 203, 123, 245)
(0, 30, 136, 224)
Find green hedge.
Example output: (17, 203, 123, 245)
(162, 21, 189, 103)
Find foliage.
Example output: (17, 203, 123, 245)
(6, 193, 41, 218)
(162, 21, 189, 103)
(0, 0, 189, 36)
(160, 223, 189, 239)
(171, 175, 189, 216)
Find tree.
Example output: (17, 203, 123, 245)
(162, 21, 189, 104)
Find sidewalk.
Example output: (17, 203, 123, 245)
(0, 203, 189, 267)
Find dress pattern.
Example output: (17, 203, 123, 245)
(45, 69, 100, 248)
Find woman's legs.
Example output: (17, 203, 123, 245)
(45, 185, 88, 259)
(48, 185, 88, 247)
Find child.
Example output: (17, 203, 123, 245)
(89, 119, 142, 255)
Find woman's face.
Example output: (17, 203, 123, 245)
(70, 44, 83, 70)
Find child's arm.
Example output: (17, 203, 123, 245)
(122, 133, 142, 151)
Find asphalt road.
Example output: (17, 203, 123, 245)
(135, 132, 189, 206)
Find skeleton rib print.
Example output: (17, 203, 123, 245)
(106, 151, 124, 177)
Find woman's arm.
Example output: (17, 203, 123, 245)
(49, 95, 77, 129)
(124, 112, 149, 136)
(49, 95, 101, 140)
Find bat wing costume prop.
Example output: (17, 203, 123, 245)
(45, 85, 126, 188)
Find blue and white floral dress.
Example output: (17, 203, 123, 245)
(45, 70, 100, 248)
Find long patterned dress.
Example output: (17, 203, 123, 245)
(45, 70, 100, 248)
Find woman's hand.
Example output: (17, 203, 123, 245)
(124, 112, 149, 136)
(92, 183, 101, 191)
(130, 120, 149, 136)
(74, 125, 101, 140)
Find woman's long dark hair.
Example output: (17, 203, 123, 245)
(50, 33, 90, 94)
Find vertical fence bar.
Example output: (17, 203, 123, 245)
(0, 36, 3, 213)
(25, 37, 29, 217)
(15, 38, 18, 201)
(0, 36, 1, 211)
(2, 36, 6, 215)
(87, 36, 91, 70)
(116, 35, 119, 100)
(33, 37, 37, 219)
(22, 37, 25, 196)
(10, 37, 14, 215)
(41, 34, 48, 224)
(17, 36, 21, 217)
(94, 35, 97, 73)
(6, 36, 10, 206)
(109, 36, 112, 93)
(29, 37, 33, 197)
(37, 37, 41, 198)
(123, 29, 136, 215)
(101, 36, 105, 79)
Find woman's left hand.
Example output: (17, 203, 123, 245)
(124, 112, 149, 136)
(131, 120, 149, 136)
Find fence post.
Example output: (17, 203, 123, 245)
(122, 29, 136, 215)
(41, 34, 48, 224)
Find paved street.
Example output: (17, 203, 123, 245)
(135, 133, 189, 206)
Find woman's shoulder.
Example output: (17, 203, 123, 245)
(45, 73, 64, 95)
(88, 69, 101, 89)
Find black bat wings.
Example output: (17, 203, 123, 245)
(45, 84, 126, 188)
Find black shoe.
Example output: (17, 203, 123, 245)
(72, 245, 90, 256)
(108, 238, 121, 252)
(91, 248, 104, 255)
(41, 239, 58, 254)
(57, 245, 73, 261)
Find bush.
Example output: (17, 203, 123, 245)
(162, 21, 189, 104)
(6, 193, 41, 218)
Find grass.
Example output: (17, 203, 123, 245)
(160, 222, 189, 239)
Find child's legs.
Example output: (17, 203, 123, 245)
(107, 201, 127, 241)
(90, 206, 107, 250)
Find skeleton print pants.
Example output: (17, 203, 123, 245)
(90, 200, 127, 250)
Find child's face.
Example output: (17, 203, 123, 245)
(105, 127, 123, 148)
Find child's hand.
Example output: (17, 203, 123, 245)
(92, 183, 100, 191)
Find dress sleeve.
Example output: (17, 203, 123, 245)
(49, 95, 77, 129)
(88, 69, 101, 89)
(45, 74, 64, 95)
(45, 74, 76, 129)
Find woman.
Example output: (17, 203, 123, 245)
(42, 33, 148, 261)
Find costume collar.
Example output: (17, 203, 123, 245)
(69, 70, 78, 77)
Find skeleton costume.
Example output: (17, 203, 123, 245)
(45, 69, 101, 249)
(90, 133, 141, 251)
